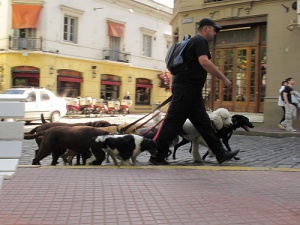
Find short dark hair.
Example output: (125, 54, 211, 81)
(281, 80, 287, 85)
(286, 77, 293, 82)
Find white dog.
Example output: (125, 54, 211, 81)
(180, 108, 232, 162)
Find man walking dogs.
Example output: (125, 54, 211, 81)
(150, 18, 239, 165)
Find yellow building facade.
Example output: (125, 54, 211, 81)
(0, 52, 171, 113)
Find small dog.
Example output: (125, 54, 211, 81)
(86, 134, 157, 166)
(202, 114, 254, 160)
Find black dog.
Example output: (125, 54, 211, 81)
(172, 114, 254, 160)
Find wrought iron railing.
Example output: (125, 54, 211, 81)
(102, 49, 131, 63)
(9, 36, 43, 51)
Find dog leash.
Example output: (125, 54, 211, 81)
(140, 117, 164, 136)
(152, 112, 167, 141)
(118, 95, 172, 134)
(135, 111, 161, 130)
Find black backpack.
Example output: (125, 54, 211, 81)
(165, 35, 190, 75)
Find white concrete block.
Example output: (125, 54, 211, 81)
(0, 175, 3, 189)
(0, 141, 23, 158)
(0, 102, 25, 118)
(0, 159, 19, 172)
(0, 122, 24, 140)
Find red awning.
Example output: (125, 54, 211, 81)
(12, 4, 43, 29)
(58, 77, 83, 83)
(136, 83, 153, 88)
(108, 21, 125, 37)
(101, 80, 122, 86)
(13, 73, 39, 78)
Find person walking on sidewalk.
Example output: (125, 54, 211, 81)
(280, 77, 297, 132)
(150, 18, 239, 165)
(123, 91, 131, 100)
(277, 79, 287, 130)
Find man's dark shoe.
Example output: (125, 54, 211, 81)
(217, 150, 240, 165)
(149, 156, 170, 165)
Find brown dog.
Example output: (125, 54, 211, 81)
(25, 120, 113, 134)
(61, 123, 139, 165)
(25, 119, 113, 165)
(24, 126, 110, 165)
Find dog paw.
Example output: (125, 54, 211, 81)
(193, 157, 203, 163)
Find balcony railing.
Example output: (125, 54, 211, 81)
(9, 36, 42, 51)
(102, 48, 131, 63)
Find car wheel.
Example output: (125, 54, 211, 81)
(50, 111, 61, 122)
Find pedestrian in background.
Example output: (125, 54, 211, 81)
(149, 18, 239, 165)
(277, 79, 287, 130)
(123, 91, 130, 100)
(280, 77, 297, 132)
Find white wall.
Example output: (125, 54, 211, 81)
(1, 0, 172, 71)
(0, 0, 10, 49)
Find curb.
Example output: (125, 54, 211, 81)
(234, 130, 300, 138)
(33, 165, 300, 172)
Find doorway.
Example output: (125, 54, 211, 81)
(210, 47, 265, 112)
(203, 24, 267, 113)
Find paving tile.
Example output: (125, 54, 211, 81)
(1, 168, 300, 225)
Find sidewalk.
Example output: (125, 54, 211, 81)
(234, 124, 300, 138)
(1, 166, 300, 225)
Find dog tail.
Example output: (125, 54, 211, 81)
(24, 125, 40, 134)
(24, 131, 45, 139)
(41, 114, 48, 124)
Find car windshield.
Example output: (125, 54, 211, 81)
(1, 90, 25, 94)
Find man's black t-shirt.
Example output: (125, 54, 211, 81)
(172, 35, 211, 91)
(282, 86, 295, 105)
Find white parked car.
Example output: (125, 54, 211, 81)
(0, 87, 67, 123)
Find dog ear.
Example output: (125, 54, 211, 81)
(141, 138, 157, 153)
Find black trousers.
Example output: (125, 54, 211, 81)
(156, 85, 225, 159)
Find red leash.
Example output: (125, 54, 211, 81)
(135, 111, 161, 130)
(152, 112, 167, 141)
(141, 117, 164, 136)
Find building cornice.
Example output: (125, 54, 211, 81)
(12, 0, 45, 5)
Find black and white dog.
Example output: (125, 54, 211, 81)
(87, 134, 157, 166)
(202, 114, 254, 160)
